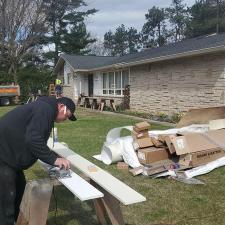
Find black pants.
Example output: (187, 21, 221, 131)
(0, 160, 26, 225)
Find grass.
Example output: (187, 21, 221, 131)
(1, 106, 225, 225)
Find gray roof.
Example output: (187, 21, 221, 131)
(60, 54, 116, 70)
(58, 33, 225, 71)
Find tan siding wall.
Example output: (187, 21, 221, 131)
(130, 52, 225, 115)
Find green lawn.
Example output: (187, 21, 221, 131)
(1, 106, 225, 225)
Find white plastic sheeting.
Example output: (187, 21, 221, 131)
(184, 156, 225, 179)
(148, 124, 209, 138)
(93, 126, 141, 168)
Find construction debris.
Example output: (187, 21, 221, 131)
(117, 162, 129, 170)
(94, 106, 225, 184)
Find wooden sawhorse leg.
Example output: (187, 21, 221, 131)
(98, 99, 106, 111)
(16, 178, 53, 225)
(92, 182, 125, 225)
(110, 100, 116, 111)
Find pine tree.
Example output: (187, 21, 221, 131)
(166, 0, 188, 42)
(43, 0, 97, 65)
(142, 6, 168, 47)
(104, 25, 141, 56)
(185, 0, 225, 38)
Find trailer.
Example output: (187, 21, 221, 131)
(0, 85, 20, 105)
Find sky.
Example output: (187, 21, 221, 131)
(84, 0, 196, 39)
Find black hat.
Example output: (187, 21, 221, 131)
(57, 97, 77, 121)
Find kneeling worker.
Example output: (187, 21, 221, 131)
(0, 96, 77, 225)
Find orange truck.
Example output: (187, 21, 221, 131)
(0, 85, 20, 105)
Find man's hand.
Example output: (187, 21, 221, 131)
(54, 158, 70, 170)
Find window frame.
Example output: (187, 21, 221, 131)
(102, 69, 130, 96)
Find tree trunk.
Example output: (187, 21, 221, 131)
(8, 62, 18, 84)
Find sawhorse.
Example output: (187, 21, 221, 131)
(16, 178, 125, 225)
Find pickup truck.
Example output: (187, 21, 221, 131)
(0, 85, 20, 105)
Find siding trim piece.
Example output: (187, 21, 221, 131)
(47, 138, 146, 205)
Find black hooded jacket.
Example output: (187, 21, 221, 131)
(0, 97, 58, 170)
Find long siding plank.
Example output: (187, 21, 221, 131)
(47, 138, 146, 205)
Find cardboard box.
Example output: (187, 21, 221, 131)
(172, 129, 225, 155)
(137, 147, 171, 164)
(133, 137, 154, 149)
(134, 121, 150, 132)
(179, 148, 225, 167)
(131, 129, 149, 140)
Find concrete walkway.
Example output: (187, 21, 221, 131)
(79, 107, 176, 127)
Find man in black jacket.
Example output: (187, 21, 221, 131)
(0, 96, 76, 225)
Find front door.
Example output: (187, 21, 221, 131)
(88, 74, 93, 97)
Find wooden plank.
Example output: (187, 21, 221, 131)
(39, 161, 103, 201)
(93, 198, 107, 225)
(16, 179, 52, 225)
(47, 138, 146, 205)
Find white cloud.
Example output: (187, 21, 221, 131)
(84, 0, 196, 39)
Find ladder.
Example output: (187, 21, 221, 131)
(49, 83, 55, 96)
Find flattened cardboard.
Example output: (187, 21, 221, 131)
(117, 162, 129, 170)
(172, 129, 225, 155)
(129, 166, 144, 176)
(137, 147, 170, 164)
(151, 137, 164, 147)
(177, 106, 225, 128)
(134, 137, 154, 149)
(162, 135, 177, 154)
(134, 121, 150, 132)
(144, 165, 167, 176)
(179, 148, 225, 167)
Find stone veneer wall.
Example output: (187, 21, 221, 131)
(129, 52, 225, 115)
(60, 73, 75, 101)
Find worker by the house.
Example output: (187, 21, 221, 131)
(55, 78, 62, 98)
(0, 96, 76, 225)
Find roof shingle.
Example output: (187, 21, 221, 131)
(59, 33, 225, 71)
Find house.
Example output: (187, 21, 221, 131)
(54, 33, 225, 115)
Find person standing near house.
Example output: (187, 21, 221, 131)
(55, 78, 62, 98)
(0, 96, 76, 225)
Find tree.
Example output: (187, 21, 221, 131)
(0, 0, 48, 83)
(43, 0, 97, 65)
(17, 64, 53, 101)
(104, 24, 141, 56)
(166, 0, 188, 42)
(185, 0, 225, 38)
(142, 6, 168, 47)
(104, 31, 116, 56)
(127, 27, 141, 53)
(113, 24, 128, 56)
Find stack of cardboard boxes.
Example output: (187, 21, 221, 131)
(131, 120, 225, 176)
(132, 122, 171, 165)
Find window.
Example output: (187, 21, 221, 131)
(102, 69, 129, 96)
